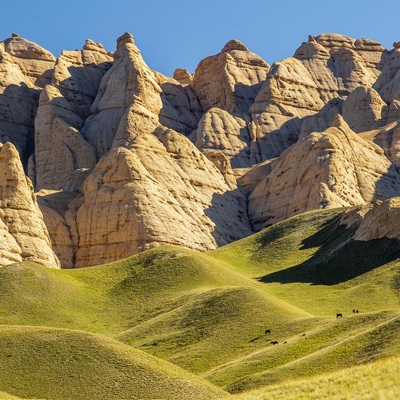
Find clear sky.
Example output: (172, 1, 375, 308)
(2, 0, 400, 77)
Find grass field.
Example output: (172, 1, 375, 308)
(1, 208, 400, 398)
(0, 325, 223, 400)
(225, 356, 400, 400)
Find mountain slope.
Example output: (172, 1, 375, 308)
(0, 207, 399, 395)
(0, 325, 224, 400)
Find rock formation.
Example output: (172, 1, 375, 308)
(70, 131, 251, 267)
(52, 39, 113, 119)
(32, 85, 96, 190)
(193, 39, 270, 114)
(0, 34, 55, 163)
(191, 40, 270, 167)
(248, 116, 400, 229)
(81, 32, 203, 160)
(0, 142, 60, 267)
(1, 31, 400, 268)
(246, 33, 390, 163)
(354, 197, 400, 241)
(34, 33, 252, 268)
(342, 87, 387, 132)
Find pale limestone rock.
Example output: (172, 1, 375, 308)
(248, 33, 388, 163)
(0, 35, 56, 163)
(342, 87, 388, 132)
(301, 98, 343, 135)
(339, 206, 370, 229)
(354, 197, 400, 241)
(192, 108, 254, 167)
(373, 47, 400, 104)
(1, 34, 55, 87)
(74, 131, 251, 267)
(193, 39, 270, 114)
(0, 142, 60, 267)
(39, 204, 74, 268)
(173, 68, 193, 86)
(249, 57, 324, 159)
(154, 71, 203, 135)
(201, 149, 237, 189)
(82, 32, 201, 159)
(37, 190, 79, 269)
(33, 85, 96, 190)
(81, 35, 161, 157)
(52, 40, 112, 119)
(311, 34, 389, 77)
(359, 120, 400, 168)
(248, 116, 400, 230)
(117, 32, 134, 48)
(387, 99, 400, 123)
(191, 40, 269, 167)
(236, 159, 276, 195)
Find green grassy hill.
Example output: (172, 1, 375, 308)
(1, 208, 400, 398)
(0, 391, 23, 399)
(0, 325, 223, 400)
(225, 355, 400, 400)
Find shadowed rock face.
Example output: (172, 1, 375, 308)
(32, 85, 96, 190)
(0, 35, 56, 164)
(51, 39, 113, 119)
(2, 32, 400, 268)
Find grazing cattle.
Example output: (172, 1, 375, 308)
(270, 341, 278, 345)
(265, 329, 271, 334)
(356, 310, 359, 314)
(301, 333, 306, 336)
(283, 341, 287, 344)
(352, 309, 356, 313)
(336, 313, 343, 318)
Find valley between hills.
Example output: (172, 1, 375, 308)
(0, 31, 400, 399)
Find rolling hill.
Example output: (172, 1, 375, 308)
(0, 208, 400, 398)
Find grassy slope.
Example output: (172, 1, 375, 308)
(0, 325, 223, 400)
(208, 208, 400, 315)
(226, 356, 400, 400)
(1, 209, 400, 397)
(0, 247, 311, 394)
(0, 391, 22, 399)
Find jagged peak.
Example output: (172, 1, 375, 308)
(221, 39, 248, 53)
(117, 32, 135, 49)
(83, 39, 107, 54)
(173, 68, 191, 80)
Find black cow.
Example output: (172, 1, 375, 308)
(336, 313, 343, 318)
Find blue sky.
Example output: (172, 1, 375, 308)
(2, 0, 399, 76)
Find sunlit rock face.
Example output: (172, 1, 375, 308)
(2, 31, 400, 268)
(0, 142, 60, 267)
(248, 116, 400, 230)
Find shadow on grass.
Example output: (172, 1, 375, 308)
(258, 215, 400, 285)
